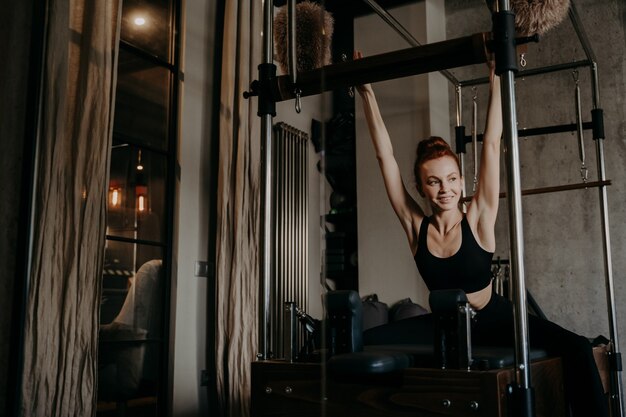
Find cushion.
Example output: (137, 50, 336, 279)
(328, 350, 413, 376)
(361, 294, 389, 331)
(389, 298, 428, 322)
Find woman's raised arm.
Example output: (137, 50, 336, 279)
(468, 64, 503, 244)
(357, 79, 424, 245)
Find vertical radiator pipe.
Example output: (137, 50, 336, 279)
(302, 135, 309, 311)
(494, 0, 534, 415)
(296, 131, 302, 336)
(281, 125, 288, 359)
(288, 129, 293, 311)
(277, 126, 281, 357)
(590, 62, 625, 417)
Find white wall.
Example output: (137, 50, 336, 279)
(355, 0, 450, 309)
(172, 3, 331, 414)
(172, 0, 215, 415)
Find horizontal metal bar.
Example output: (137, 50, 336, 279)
(568, 1, 597, 63)
(273, 33, 487, 101)
(120, 40, 176, 72)
(112, 133, 170, 156)
(99, 338, 163, 345)
(461, 180, 611, 202)
(459, 60, 592, 87)
(105, 235, 167, 247)
(464, 121, 593, 144)
(361, 0, 459, 85)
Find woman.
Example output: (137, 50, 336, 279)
(355, 52, 608, 417)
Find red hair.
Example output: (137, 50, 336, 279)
(413, 136, 461, 193)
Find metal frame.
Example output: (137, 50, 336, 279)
(258, 0, 275, 361)
(451, 2, 623, 415)
(257, 0, 623, 415)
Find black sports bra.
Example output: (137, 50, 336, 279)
(414, 216, 493, 293)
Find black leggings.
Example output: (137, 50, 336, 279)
(364, 293, 608, 417)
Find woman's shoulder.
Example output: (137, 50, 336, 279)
(408, 213, 428, 256)
(464, 204, 496, 252)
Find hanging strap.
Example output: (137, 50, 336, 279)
(573, 70, 588, 182)
(471, 87, 479, 192)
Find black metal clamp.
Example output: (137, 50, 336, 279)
(243, 63, 277, 117)
(490, 10, 540, 76)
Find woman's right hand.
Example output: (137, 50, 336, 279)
(353, 50, 373, 97)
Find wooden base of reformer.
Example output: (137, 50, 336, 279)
(251, 358, 565, 417)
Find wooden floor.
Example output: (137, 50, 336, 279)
(252, 358, 566, 417)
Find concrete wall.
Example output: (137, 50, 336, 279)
(445, 0, 626, 340)
(354, 0, 449, 309)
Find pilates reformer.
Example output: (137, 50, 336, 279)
(248, 1, 624, 416)
(253, 290, 567, 417)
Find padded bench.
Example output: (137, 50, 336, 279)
(327, 344, 548, 376)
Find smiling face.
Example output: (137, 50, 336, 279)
(418, 155, 463, 212)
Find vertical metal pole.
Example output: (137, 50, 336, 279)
(591, 62, 625, 417)
(287, 0, 297, 85)
(502, 68, 532, 388)
(495, 1, 533, 415)
(258, 0, 274, 361)
(465, 304, 473, 371)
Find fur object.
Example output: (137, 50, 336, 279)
(486, 0, 571, 36)
(274, 1, 334, 74)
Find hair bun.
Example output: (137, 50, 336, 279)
(416, 136, 451, 159)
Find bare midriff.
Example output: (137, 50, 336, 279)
(467, 282, 493, 310)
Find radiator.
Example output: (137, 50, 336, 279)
(272, 122, 309, 359)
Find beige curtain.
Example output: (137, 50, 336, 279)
(20, 1, 121, 416)
(215, 0, 262, 415)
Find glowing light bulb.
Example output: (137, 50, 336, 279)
(134, 17, 146, 26)
(111, 189, 120, 206)
(138, 195, 146, 212)
(109, 187, 122, 208)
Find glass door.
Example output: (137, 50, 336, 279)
(97, 0, 180, 415)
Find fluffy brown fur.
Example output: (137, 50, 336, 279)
(486, 0, 571, 36)
(274, 1, 334, 74)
